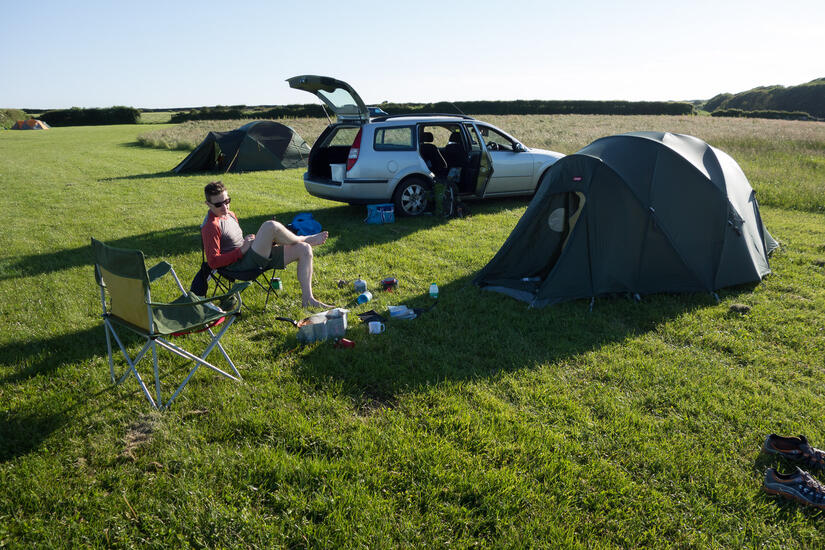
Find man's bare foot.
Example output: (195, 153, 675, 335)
(303, 231, 328, 247)
(303, 297, 333, 309)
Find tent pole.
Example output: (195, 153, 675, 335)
(224, 147, 240, 174)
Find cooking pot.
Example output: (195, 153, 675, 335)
(276, 308, 348, 344)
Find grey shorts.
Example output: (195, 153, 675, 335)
(224, 245, 285, 275)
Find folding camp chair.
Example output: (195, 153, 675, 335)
(92, 238, 251, 409)
(197, 221, 278, 310)
(202, 247, 277, 310)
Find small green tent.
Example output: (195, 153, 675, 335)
(173, 121, 309, 173)
(475, 132, 778, 307)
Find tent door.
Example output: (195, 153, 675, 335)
(214, 145, 225, 171)
(533, 191, 585, 279)
(463, 123, 494, 197)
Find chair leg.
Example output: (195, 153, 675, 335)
(155, 337, 241, 409)
(257, 269, 276, 310)
(104, 323, 115, 383)
(105, 319, 157, 407)
(264, 283, 273, 310)
(103, 316, 242, 409)
(204, 317, 241, 378)
(152, 340, 162, 408)
(210, 272, 232, 297)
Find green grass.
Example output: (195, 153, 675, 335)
(1, 118, 825, 547)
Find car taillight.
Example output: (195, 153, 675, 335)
(346, 128, 362, 171)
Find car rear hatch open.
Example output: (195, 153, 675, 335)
(287, 75, 369, 124)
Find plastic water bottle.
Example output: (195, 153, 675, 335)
(429, 283, 439, 299)
(354, 277, 367, 293)
(356, 290, 373, 304)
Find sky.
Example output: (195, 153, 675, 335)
(2, 0, 823, 110)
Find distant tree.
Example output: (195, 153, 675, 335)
(702, 78, 825, 118)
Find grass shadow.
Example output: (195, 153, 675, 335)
(0, 326, 107, 384)
(0, 325, 237, 463)
(2, 198, 527, 281)
(0, 408, 71, 463)
(99, 171, 175, 181)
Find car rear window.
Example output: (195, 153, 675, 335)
(373, 126, 415, 151)
(327, 126, 361, 146)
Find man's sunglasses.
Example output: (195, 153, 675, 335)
(210, 197, 231, 208)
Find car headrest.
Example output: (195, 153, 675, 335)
(448, 132, 461, 144)
(422, 131, 434, 143)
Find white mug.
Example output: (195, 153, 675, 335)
(368, 321, 385, 334)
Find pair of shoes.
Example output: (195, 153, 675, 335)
(763, 434, 825, 471)
(764, 467, 825, 510)
(763, 434, 825, 510)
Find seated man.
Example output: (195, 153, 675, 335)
(202, 181, 331, 309)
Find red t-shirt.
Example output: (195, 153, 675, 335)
(201, 211, 245, 269)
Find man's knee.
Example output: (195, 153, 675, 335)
(285, 241, 312, 266)
(261, 219, 287, 234)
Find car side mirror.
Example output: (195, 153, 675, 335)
(513, 143, 527, 153)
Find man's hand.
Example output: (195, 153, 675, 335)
(240, 234, 255, 253)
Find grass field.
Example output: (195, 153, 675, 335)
(1, 116, 825, 547)
(138, 112, 174, 124)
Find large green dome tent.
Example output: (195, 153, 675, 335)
(173, 120, 310, 173)
(475, 132, 778, 307)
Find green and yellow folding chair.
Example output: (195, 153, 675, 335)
(92, 238, 250, 409)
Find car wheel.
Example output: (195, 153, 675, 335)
(393, 177, 430, 216)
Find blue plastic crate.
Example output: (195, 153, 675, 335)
(364, 203, 395, 224)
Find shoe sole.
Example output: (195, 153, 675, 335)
(764, 486, 825, 510)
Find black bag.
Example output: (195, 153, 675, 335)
(190, 262, 211, 296)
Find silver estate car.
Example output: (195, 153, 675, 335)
(288, 75, 565, 216)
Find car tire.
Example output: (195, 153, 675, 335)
(393, 177, 430, 216)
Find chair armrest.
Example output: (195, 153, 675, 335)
(226, 281, 252, 295)
(147, 261, 173, 283)
(147, 281, 251, 308)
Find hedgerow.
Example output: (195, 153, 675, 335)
(38, 106, 140, 126)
